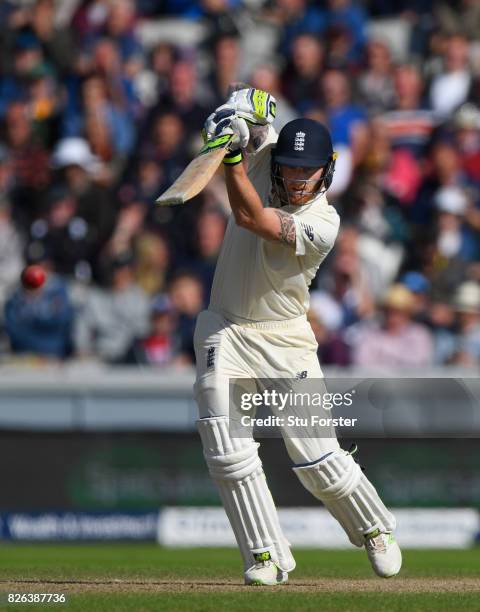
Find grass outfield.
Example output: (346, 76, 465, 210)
(0, 545, 479, 611)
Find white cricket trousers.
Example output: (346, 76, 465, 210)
(193, 308, 340, 463)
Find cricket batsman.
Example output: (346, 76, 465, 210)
(193, 88, 402, 585)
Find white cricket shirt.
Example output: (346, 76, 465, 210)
(209, 126, 340, 323)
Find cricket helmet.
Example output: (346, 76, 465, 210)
(271, 118, 337, 205)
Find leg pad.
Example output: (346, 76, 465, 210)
(198, 416, 295, 571)
(293, 450, 396, 546)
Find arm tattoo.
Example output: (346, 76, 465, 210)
(274, 209, 296, 247)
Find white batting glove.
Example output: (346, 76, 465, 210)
(204, 104, 250, 149)
(227, 88, 277, 126)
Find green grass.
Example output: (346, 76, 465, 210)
(10, 591, 477, 612)
(0, 545, 479, 611)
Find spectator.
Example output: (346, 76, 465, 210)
(74, 0, 142, 71)
(453, 103, 480, 185)
(337, 224, 401, 301)
(167, 271, 204, 363)
(358, 39, 395, 113)
(134, 42, 177, 108)
(209, 32, 242, 104)
(351, 182, 410, 249)
(250, 64, 298, 131)
(134, 231, 170, 296)
(91, 37, 139, 119)
(190, 208, 227, 297)
(156, 60, 210, 130)
(51, 136, 116, 279)
(140, 111, 189, 198)
(31, 0, 75, 75)
(325, 0, 367, 64)
(380, 64, 436, 158)
(399, 271, 430, 321)
(411, 137, 468, 226)
(0, 30, 49, 117)
(5, 100, 50, 223)
(427, 297, 457, 365)
(430, 33, 472, 120)
(71, 1, 111, 45)
(80, 71, 136, 179)
(121, 156, 164, 207)
(308, 308, 350, 366)
(107, 199, 147, 256)
(321, 70, 368, 164)
(281, 33, 324, 111)
(28, 185, 99, 280)
(27, 64, 61, 149)
(0, 195, 24, 313)
(123, 293, 182, 366)
(74, 251, 149, 362)
(451, 281, 480, 366)
(267, 0, 326, 57)
(311, 229, 375, 331)
(4, 263, 73, 359)
(433, 185, 478, 263)
(351, 284, 434, 368)
(104, 0, 142, 65)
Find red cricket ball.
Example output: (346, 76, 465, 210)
(21, 265, 47, 290)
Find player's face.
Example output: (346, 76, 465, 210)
(280, 165, 325, 206)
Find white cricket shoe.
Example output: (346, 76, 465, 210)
(365, 529, 402, 578)
(244, 552, 288, 586)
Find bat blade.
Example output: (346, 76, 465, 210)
(155, 134, 233, 206)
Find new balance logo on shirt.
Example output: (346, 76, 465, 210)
(301, 223, 314, 242)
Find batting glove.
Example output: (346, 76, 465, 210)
(204, 105, 250, 149)
(227, 88, 277, 126)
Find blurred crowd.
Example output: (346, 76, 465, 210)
(0, 0, 479, 369)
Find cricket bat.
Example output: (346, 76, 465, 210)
(155, 134, 233, 206)
(156, 82, 251, 207)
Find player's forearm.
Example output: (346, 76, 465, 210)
(224, 161, 296, 246)
(224, 162, 265, 230)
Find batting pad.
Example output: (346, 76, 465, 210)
(293, 450, 396, 547)
(197, 416, 296, 572)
